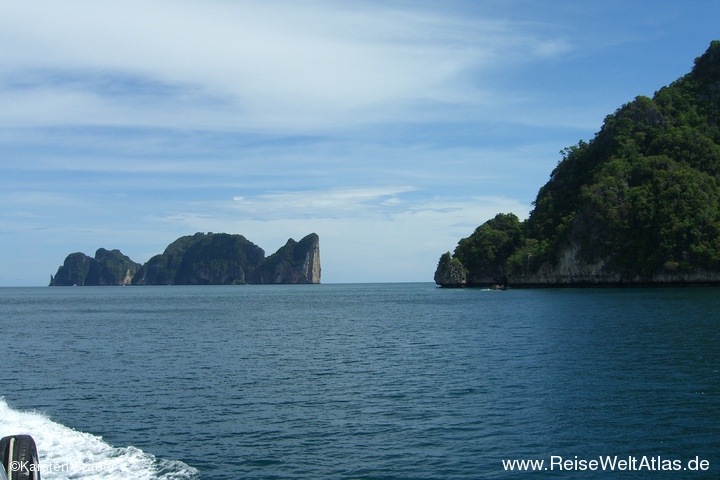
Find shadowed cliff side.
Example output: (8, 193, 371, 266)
(251, 233, 321, 284)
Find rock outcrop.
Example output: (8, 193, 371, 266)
(50, 232, 321, 285)
(50, 249, 141, 286)
(433, 252, 467, 287)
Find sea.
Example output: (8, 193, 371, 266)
(0, 283, 717, 479)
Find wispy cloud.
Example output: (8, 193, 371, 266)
(0, 0, 573, 132)
(231, 186, 417, 220)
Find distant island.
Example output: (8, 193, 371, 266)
(50, 232, 321, 286)
(436, 40, 720, 287)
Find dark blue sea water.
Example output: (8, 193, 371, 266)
(0, 284, 718, 479)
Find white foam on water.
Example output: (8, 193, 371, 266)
(0, 398, 198, 480)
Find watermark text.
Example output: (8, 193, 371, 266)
(9, 460, 115, 475)
(502, 455, 710, 473)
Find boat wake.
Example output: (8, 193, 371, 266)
(0, 397, 198, 479)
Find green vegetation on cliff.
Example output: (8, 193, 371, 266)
(437, 41, 720, 286)
(454, 213, 523, 284)
(132, 233, 266, 285)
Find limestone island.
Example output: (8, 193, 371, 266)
(436, 41, 720, 288)
(50, 232, 320, 286)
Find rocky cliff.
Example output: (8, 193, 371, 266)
(50, 248, 141, 286)
(251, 233, 321, 284)
(452, 238, 720, 287)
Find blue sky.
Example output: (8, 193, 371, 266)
(1, 0, 718, 285)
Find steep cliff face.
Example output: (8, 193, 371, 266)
(294, 233, 321, 284)
(251, 233, 321, 284)
(513, 241, 720, 286)
(50, 249, 141, 286)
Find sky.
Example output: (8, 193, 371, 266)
(1, 0, 718, 286)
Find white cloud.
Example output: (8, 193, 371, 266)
(0, 0, 572, 131)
